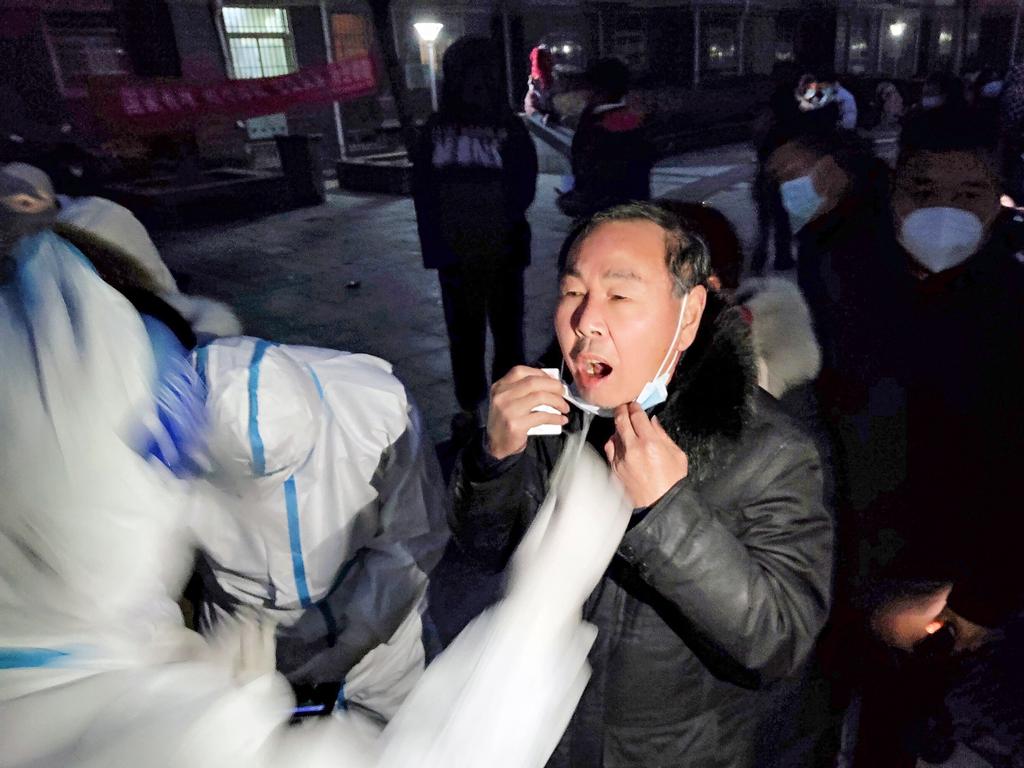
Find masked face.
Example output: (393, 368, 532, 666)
(769, 143, 849, 233)
(892, 150, 1001, 274)
(779, 175, 825, 233)
(898, 207, 985, 273)
(556, 220, 706, 411)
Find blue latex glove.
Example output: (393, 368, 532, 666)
(139, 314, 209, 477)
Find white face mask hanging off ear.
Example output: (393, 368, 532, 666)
(563, 291, 690, 418)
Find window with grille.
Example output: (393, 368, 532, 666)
(222, 7, 298, 80)
(44, 12, 132, 94)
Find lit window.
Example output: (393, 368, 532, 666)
(222, 7, 297, 79)
(332, 14, 370, 61)
(706, 27, 737, 71)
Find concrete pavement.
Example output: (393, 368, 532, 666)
(153, 141, 759, 444)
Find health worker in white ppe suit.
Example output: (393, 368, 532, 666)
(0, 175, 635, 767)
(188, 337, 450, 728)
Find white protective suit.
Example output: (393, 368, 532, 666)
(190, 337, 449, 724)
(0, 227, 635, 767)
(55, 192, 242, 339)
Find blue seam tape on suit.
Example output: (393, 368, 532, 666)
(308, 367, 325, 400)
(284, 474, 313, 608)
(195, 345, 209, 389)
(0, 647, 70, 669)
(248, 340, 272, 475)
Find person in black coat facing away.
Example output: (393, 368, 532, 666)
(412, 36, 539, 441)
(557, 58, 654, 219)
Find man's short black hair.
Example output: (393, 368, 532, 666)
(563, 201, 711, 296)
(899, 106, 996, 163)
(781, 129, 883, 196)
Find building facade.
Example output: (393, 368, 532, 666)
(2, 0, 1022, 174)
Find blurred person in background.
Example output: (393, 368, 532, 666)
(412, 36, 538, 444)
(766, 131, 890, 390)
(766, 128, 893, 611)
(998, 64, 1024, 203)
(918, 72, 967, 113)
(901, 73, 968, 150)
(873, 82, 904, 128)
(971, 67, 1004, 145)
(524, 45, 559, 125)
(816, 72, 859, 131)
(557, 58, 654, 218)
(750, 62, 801, 274)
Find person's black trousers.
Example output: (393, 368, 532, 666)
(438, 263, 526, 413)
(751, 167, 794, 274)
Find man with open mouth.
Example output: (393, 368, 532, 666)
(449, 201, 834, 767)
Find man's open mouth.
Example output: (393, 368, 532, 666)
(576, 358, 614, 387)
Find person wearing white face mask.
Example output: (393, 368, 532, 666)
(814, 112, 1023, 599)
(757, 107, 1024, 768)
(884, 119, 1023, 574)
(449, 202, 833, 768)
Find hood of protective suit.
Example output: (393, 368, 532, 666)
(56, 194, 178, 295)
(200, 338, 324, 485)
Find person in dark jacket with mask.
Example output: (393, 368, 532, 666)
(766, 132, 895, 556)
(412, 36, 538, 441)
(874, 115, 1023, 580)
(449, 201, 833, 768)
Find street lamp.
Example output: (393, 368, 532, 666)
(414, 22, 444, 112)
(889, 21, 907, 39)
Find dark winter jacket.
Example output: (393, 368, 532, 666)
(889, 217, 1024, 610)
(800, 202, 1024, 593)
(449, 295, 834, 768)
(411, 112, 538, 271)
(562, 101, 654, 218)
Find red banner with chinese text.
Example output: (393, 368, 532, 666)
(90, 55, 377, 134)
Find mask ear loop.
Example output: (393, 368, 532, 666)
(652, 292, 690, 384)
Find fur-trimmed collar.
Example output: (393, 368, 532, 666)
(655, 290, 758, 484)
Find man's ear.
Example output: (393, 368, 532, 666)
(677, 285, 707, 352)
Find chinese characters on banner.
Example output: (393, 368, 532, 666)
(91, 55, 377, 134)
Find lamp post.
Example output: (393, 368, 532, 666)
(414, 22, 444, 112)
